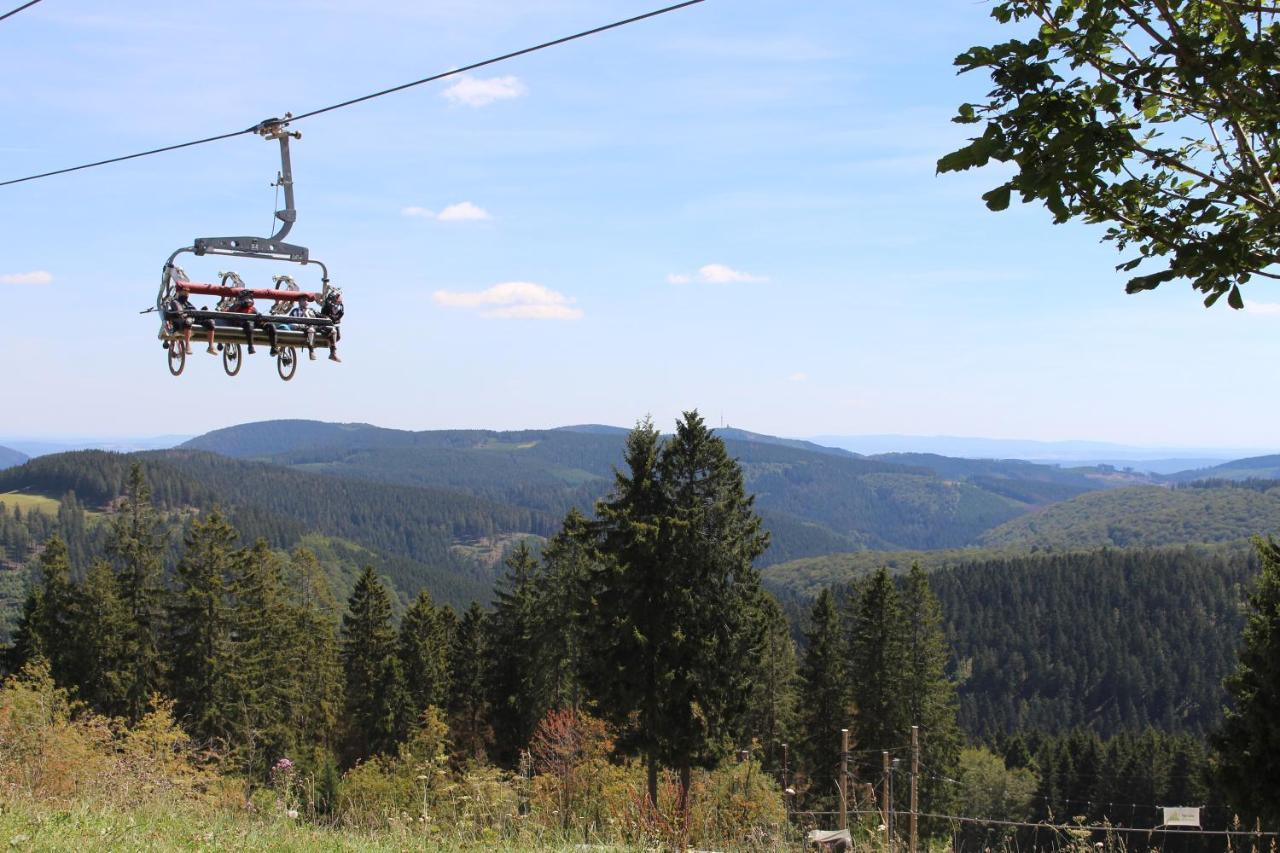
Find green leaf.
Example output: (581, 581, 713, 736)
(983, 185, 1013, 211)
(1228, 284, 1244, 310)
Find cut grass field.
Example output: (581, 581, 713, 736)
(0, 491, 61, 517)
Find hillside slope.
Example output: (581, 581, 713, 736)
(977, 481, 1280, 550)
(182, 420, 1114, 557)
(0, 447, 27, 471)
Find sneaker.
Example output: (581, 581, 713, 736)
(308, 350, 316, 361)
(270, 346, 279, 356)
(206, 345, 217, 355)
(329, 352, 342, 363)
(247, 346, 257, 355)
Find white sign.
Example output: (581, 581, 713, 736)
(1163, 807, 1201, 828)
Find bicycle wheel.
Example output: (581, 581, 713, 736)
(277, 346, 298, 381)
(166, 341, 185, 377)
(222, 342, 242, 377)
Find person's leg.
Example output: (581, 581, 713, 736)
(305, 326, 317, 360)
(204, 320, 217, 355)
(266, 321, 280, 356)
(242, 319, 256, 354)
(328, 327, 341, 362)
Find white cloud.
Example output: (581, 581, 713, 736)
(666, 264, 767, 285)
(1246, 301, 1280, 315)
(442, 75, 526, 107)
(0, 271, 52, 285)
(433, 281, 582, 320)
(437, 201, 490, 221)
(402, 202, 491, 221)
(788, 372, 809, 383)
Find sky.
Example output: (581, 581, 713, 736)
(2, 0, 1278, 449)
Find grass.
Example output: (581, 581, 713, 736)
(0, 491, 60, 517)
(0, 799, 639, 852)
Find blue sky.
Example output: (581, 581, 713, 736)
(2, 0, 1277, 448)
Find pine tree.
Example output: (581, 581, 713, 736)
(168, 511, 238, 746)
(447, 601, 492, 761)
(741, 593, 799, 773)
(227, 539, 296, 775)
(900, 563, 961, 816)
(847, 568, 909, 783)
(341, 566, 409, 761)
(11, 537, 79, 685)
(579, 412, 770, 807)
(399, 588, 451, 720)
(798, 587, 849, 808)
(76, 559, 132, 717)
(486, 542, 545, 765)
(1215, 536, 1280, 824)
(107, 463, 166, 722)
(537, 509, 590, 712)
(284, 548, 343, 750)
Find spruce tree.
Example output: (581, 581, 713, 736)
(284, 548, 343, 750)
(1215, 536, 1280, 824)
(107, 463, 166, 721)
(399, 588, 451, 720)
(537, 509, 590, 712)
(741, 593, 799, 772)
(168, 511, 238, 745)
(579, 412, 769, 807)
(798, 587, 849, 808)
(341, 566, 408, 761)
(76, 559, 132, 717)
(447, 601, 492, 761)
(900, 563, 961, 816)
(847, 568, 909, 783)
(11, 537, 78, 685)
(488, 541, 546, 765)
(228, 539, 296, 775)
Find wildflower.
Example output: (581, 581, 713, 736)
(273, 757, 295, 773)
(286, 809, 299, 820)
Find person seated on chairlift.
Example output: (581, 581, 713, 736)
(320, 288, 343, 363)
(164, 288, 195, 355)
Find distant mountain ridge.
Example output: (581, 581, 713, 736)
(181, 419, 1134, 560)
(0, 446, 27, 471)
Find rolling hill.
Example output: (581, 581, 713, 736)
(0, 447, 27, 471)
(181, 420, 1140, 560)
(1166, 453, 1280, 482)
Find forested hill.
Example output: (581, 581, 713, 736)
(0, 449, 548, 621)
(1166, 453, 1280, 482)
(0, 446, 27, 471)
(179, 420, 1142, 558)
(977, 479, 1280, 549)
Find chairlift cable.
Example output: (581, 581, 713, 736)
(0, 0, 706, 188)
(0, 0, 44, 24)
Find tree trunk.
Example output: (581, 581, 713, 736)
(678, 761, 691, 818)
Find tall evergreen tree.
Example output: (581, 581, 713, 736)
(227, 539, 296, 775)
(168, 511, 238, 746)
(847, 568, 909, 782)
(579, 412, 770, 807)
(107, 463, 166, 721)
(1215, 536, 1280, 825)
(537, 509, 590, 712)
(399, 588, 451, 720)
(487, 542, 545, 765)
(10, 537, 78, 684)
(900, 563, 961, 815)
(341, 566, 408, 761)
(284, 547, 343, 750)
(741, 593, 799, 772)
(447, 601, 492, 761)
(798, 587, 849, 808)
(76, 559, 132, 717)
